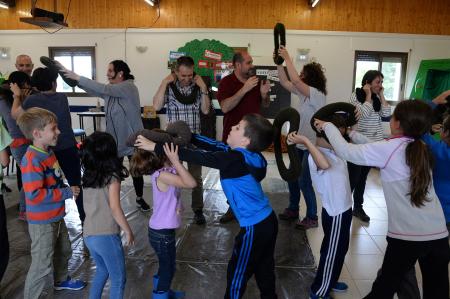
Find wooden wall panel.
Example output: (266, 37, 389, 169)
(0, 0, 449, 35)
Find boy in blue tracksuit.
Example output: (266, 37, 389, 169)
(135, 114, 278, 299)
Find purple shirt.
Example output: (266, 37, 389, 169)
(149, 167, 183, 230)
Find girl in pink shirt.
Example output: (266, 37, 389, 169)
(131, 143, 196, 299)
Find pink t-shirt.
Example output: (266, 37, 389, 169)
(149, 167, 183, 230)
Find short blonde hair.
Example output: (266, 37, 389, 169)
(17, 107, 57, 140)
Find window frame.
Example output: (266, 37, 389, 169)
(352, 50, 408, 104)
(48, 46, 96, 97)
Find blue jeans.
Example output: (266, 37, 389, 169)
(10, 143, 29, 213)
(287, 149, 317, 219)
(148, 228, 176, 292)
(84, 235, 126, 299)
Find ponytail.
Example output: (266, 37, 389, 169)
(405, 139, 434, 207)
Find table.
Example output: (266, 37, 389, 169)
(77, 111, 105, 132)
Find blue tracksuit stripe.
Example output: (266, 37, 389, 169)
(235, 226, 254, 298)
(231, 226, 254, 299)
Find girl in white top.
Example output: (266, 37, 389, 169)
(287, 113, 353, 299)
(315, 100, 449, 299)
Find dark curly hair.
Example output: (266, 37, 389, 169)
(130, 148, 167, 177)
(302, 62, 327, 95)
(0, 71, 31, 106)
(81, 132, 129, 188)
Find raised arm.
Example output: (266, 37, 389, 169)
(287, 132, 330, 170)
(133, 135, 231, 170)
(218, 77, 259, 113)
(422, 133, 450, 161)
(10, 83, 25, 119)
(276, 65, 296, 94)
(278, 46, 310, 97)
(158, 143, 197, 189)
(153, 73, 175, 111)
(194, 75, 212, 114)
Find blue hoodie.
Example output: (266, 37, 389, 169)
(155, 134, 273, 227)
(422, 134, 450, 223)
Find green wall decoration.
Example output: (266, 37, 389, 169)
(410, 59, 450, 100)
(177, 39, 234, 87)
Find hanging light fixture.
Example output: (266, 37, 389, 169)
(144, 0, 159, 6)
(0, 0, 15, 9)
(309, 0, 320, 8)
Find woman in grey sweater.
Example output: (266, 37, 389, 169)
(62, 60, 150, 212)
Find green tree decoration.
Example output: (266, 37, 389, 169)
(178, 39, 234, 87)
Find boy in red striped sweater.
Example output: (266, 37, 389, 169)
(17, 107, 86, 299)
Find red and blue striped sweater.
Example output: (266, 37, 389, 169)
(20, 145, 73, 224)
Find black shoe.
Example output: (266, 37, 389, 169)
(1, 183, 12, 193)
(193, 210, 206, 225)
(136, 198, 150, 212)
(219, 208, 236, 223)
(353, 208, 370, 222)
(40, 56, 79, 87)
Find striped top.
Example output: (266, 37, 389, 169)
(21, 145, 73, 224)
(350, 91, 391, 141)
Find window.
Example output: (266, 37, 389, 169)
(49, 47, 96, 96)
(353, 51, 408, 102)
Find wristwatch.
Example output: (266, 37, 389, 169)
(201, 90, 208, 95)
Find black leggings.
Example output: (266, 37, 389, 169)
(120, 155, 143, 198)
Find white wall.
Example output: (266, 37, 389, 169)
(1, 28, 449, 136)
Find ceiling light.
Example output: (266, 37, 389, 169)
(309, 0, 320, 7)
(145, 0, 157, 6)
(0, 0, 15, 9)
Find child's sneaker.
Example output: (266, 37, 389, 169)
(278, 208, 299, 220)
(295, 217, 318, 229)
(136, 197, 150, 212)
(331, 281, 348, 292)
(54, 276, 86, 291)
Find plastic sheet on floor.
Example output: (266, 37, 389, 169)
(1, 185, 316, 298)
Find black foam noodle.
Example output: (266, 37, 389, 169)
(310, 102, 357, 135)
(273, 107, 301, 181)
(40, 56, 78, 87)
(273, 23, 286, 66)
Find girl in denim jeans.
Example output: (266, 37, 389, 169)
(81, 132, 135, 299)
(131, 143, 196, 299)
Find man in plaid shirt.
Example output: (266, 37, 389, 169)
(153, 56, 211, 224)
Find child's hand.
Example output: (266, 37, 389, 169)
(163, 143, 180, 165)
(134, 135, 156, 151)
(10, 83, 21, 97)
(313, 118, 328, 132)
(71, 186, 80, 198)
(126, 231, 135, 246)
(287, 131, 308, 145)
(278, 45, 290, 60)
(432, 124, 442, 134)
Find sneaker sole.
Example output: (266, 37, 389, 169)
(54, 285, 85, 291)
(331, 288, 348, 293)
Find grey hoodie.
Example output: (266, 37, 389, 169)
(79, 77, 143, 157)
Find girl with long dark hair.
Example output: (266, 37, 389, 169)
(314, 100, 449, 298)
(81, 131, 134, 298)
